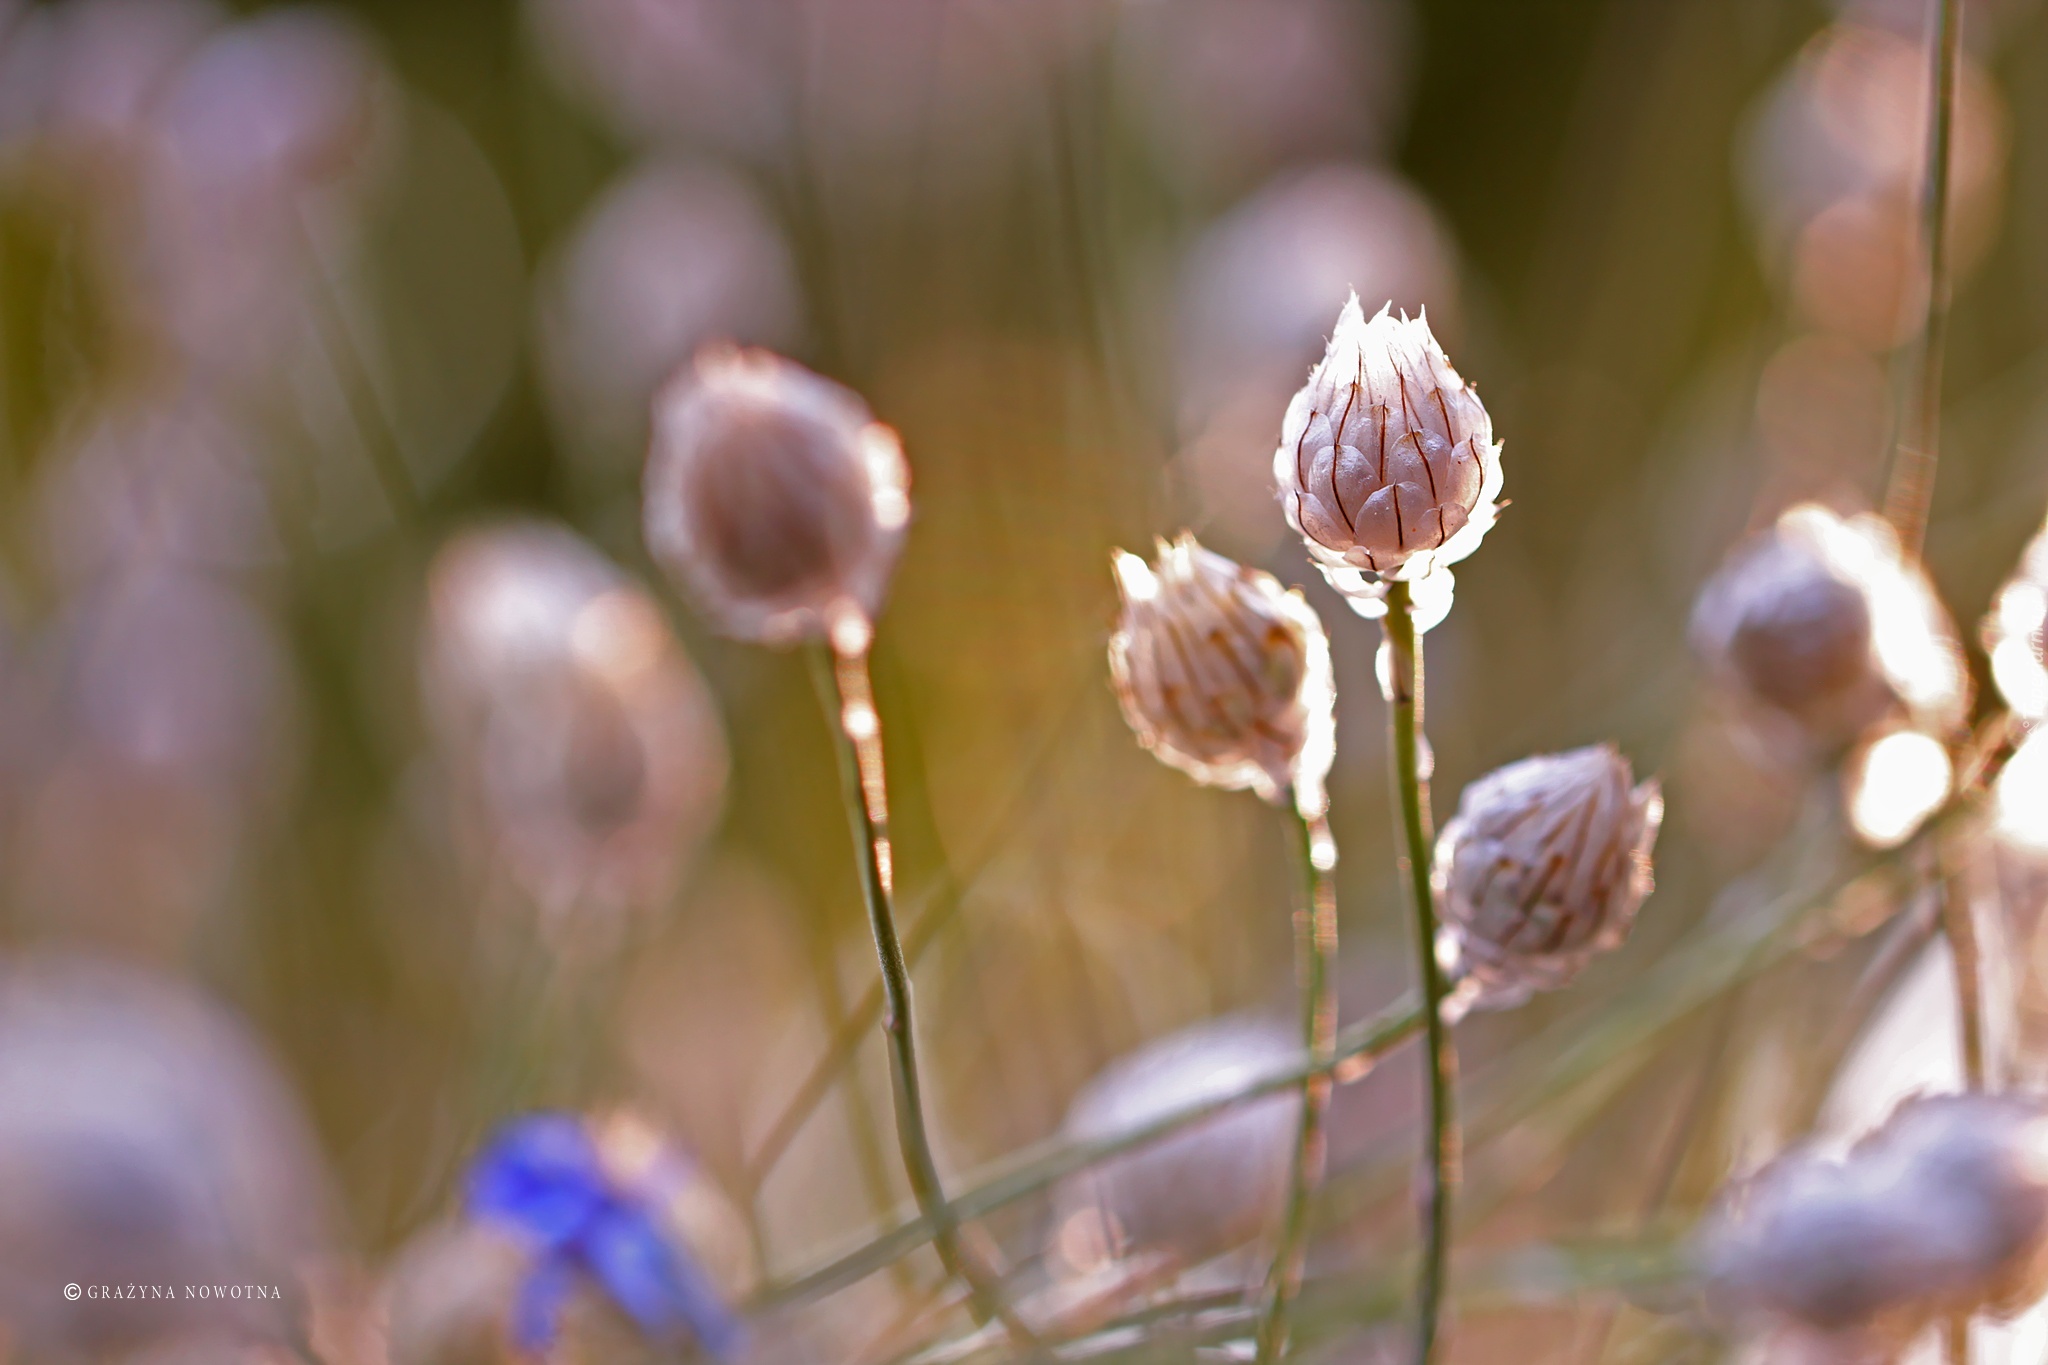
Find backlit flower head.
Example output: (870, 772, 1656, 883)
(644, 346, 909, 653)
(1274, 293, 1502, 630)
(1108, 533, 1335, 815)
(1433, 744, 1662, 1010)
(1985, 514, 2048, 724)
(1692, 503, 1970, 750)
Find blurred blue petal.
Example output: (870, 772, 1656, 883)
(584, 1203, 748, 1360)
(464, 1112, 745, 1360)
(466, 1113, 608, 1245)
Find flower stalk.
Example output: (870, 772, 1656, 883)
(814, 642, 1038, 1344)
(1881, 0, 1964, 556)
(1255, 804, 1342, 1365)
(1382, 579, 1456, 1365)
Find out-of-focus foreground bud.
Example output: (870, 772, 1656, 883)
(1697, 1093, 2048, 1361)
(1985, 514, 2048, 725)
(422, 522, 726, 940)
(0, 955, 333, 1357)
(1433, 744, 1662, 1011)
(643, 347, 910, 653)
(1691, 503, 1970, 750)
(1108, 533, 1335, 814)
(1050, 1017, 1299, 1277)
(1273, 292, 1502, 629)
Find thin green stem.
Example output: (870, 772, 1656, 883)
(815, 644, 1041, 1345)
(1255, 805, 1341, 1365)
(1381, 579, 1455, 1365)
(753, 994, 1427, 1310)
(1881, 0, 1964, 555)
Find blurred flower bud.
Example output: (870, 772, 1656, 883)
(1108, 533, 1335, 813)
(0, 954, 332, 1357)
(1698, 1093, 2048, 1358)
(1274, 293, 1502, 629)
(537, 160, 803, 475)
(423, 522, 726, 942)
(1433, 744, 1662, 1010)
(1050, 1017, 1298, 1275)
(644, 348, 909, 652)
(1691, 504, 1970, 752)
(1986, 515, 2048, 725)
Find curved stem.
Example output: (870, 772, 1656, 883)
(1881, 0, 1964, 555)
(1255, 805, 1342, 1364)
(816, 644, 1040, 1345)
(1381, 580, 1456, 1365)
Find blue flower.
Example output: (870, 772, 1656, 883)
(466, 1113, 747, 1361)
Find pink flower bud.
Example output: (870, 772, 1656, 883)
(1108, 533, 1335, 812)
(643, 348, 910, 650)
(1274, 293, 1502, 621)
(1433, 744, 1662, 1009)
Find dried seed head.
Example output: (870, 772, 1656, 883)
(1433, 744, 1662, 1010)
(643, 347, 910, 651)
(1274, 293, 1502, 629)
(1691, 503, 1970, 749)
(1050, 1017, 1299, 1275)
(1108, 533, 1335, 814)
(1699, 1093, 2048, 1357)
(1985, 514, 2048, 724)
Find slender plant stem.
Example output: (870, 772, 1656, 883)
(1941, 866, 1987, 1090)
(1881, 0, 1964, 555)
(753, 994, 1427, 1310)
(1381, 580, 1456, 1365)
(747, 664, 1095, 1190)
(1255, 804, 1342, 1365)
(815, 643, 1040, 1345)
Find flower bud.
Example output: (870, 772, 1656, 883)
(1691, 503, 1970, 749)
(643, 347, 910, 651)
(1273, 293, 1502, 626)
(1698, 1093, 2048, 1358)
(1985, 514, 2048, 723)
(1050, 1017, 1299, 1274)
(1433, 744, 1662, 1010)
(1108, 533, 1335, 812)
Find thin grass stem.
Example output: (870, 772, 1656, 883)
(814, 643, 1042, 1346)
(1881, 0, 1964, 555)
(1254, 805, 1341, 1365)
(753, 993, 1427, 1310)
(1381, 580, 1456, 1365)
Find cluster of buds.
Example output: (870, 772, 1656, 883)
(1108, 533, 1335, 814)
(643, 346, 910, 655)
(1050, 1018, 1300, 1275)
(1698, 1093, 2048, 1361)
(1272, 293, 1503, 630)
(1433, 745, 1663, 1010)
